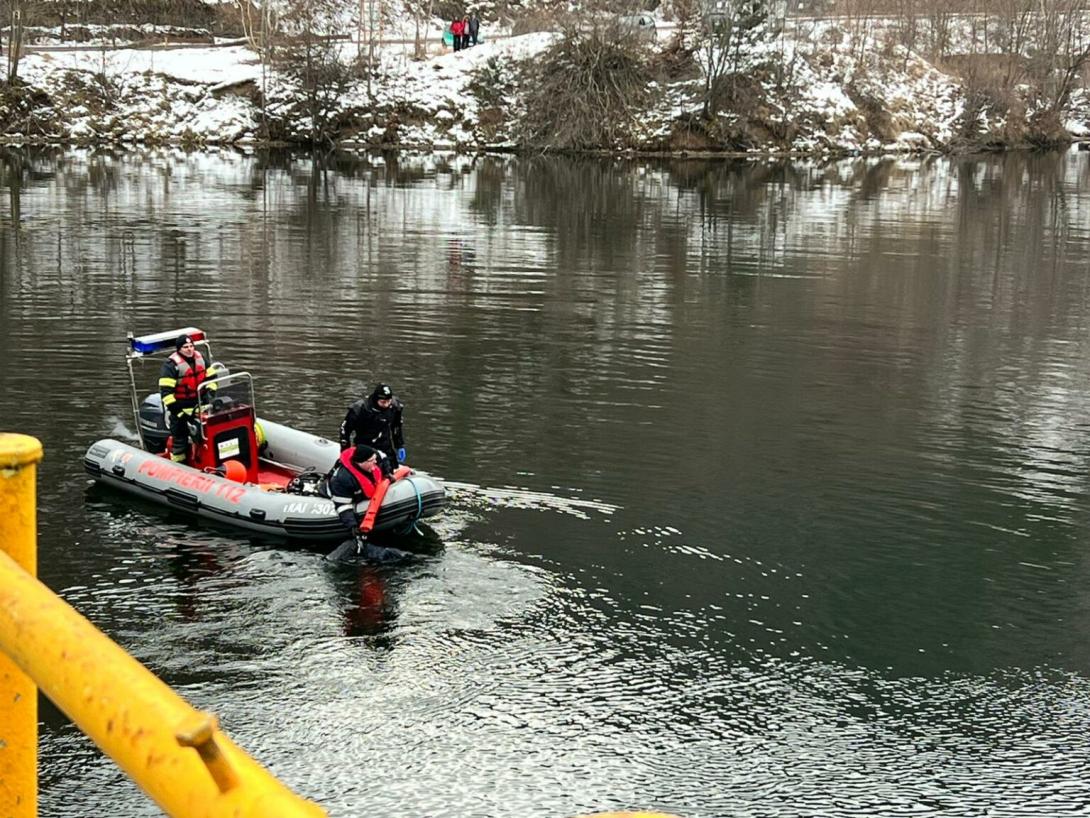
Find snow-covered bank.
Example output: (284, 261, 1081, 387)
(2, 21, 1088, 155)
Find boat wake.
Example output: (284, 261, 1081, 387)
(443, 481, 618, 519)
(105, 415, 142, 443)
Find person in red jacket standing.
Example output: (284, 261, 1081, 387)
(451, 17, 464, 51)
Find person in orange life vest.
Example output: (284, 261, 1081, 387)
(321, 444, 413, 563)
(158, 334, 224, 463)
(323, 443, 388, 535)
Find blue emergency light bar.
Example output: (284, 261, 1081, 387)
(129, 327, 206, 357)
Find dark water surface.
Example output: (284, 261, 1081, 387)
(3, 147, 1090, 817)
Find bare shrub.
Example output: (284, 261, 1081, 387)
(0, 81, 53, 136)
(467, 54, 517, 139)
(1026, 108, 1069, 146)
(262, 0, 357, 145)
(652, 36, 700, 82)
(516, 21, 655, 150)
(271, 38, 355, 145)
(959, 87, 1027, 147)
(845, 82, 894, 141)
(467, 54, 516, 109)
(668, 0, 703, 50)
(692, 68, 790, 149)
(947, 55, 1027, 146)
(1027, 0, 1090, 116)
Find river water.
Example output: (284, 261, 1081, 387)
(3, 147, 1090, 817)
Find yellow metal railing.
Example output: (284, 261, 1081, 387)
(0, 433, 325, 818)
(0, 433, 41, 818)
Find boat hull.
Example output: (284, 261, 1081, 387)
(84, 438, 445, 543)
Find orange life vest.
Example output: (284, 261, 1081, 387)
(169, 351, 207, 402)
(337, 448, 382, 499)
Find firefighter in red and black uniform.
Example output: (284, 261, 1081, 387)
(159, 334, 222, 463)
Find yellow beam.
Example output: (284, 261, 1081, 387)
(0, 548, 325, 818)
(0, 433, 42, 818)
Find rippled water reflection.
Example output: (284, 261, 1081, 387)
(6, 147, 1090, 816)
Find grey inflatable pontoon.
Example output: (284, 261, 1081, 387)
(84, 327, 445, 543)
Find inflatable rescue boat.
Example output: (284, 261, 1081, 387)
(84, 327, 445, 543)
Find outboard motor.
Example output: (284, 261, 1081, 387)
(138, 393, 170, 453)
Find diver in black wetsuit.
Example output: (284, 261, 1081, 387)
(338, 383, 405, 472)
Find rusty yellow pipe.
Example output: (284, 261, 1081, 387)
(0, 546, 326, 817)
(0, 433, 42, 818)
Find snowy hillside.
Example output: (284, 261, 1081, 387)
(2, 9, 1088, 155)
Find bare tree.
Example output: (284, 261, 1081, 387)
(993, 0, 1036, 86)
(4, 0, 26, 85)
(890, 0, 917, 69)
(923, 7, 953, 60)
(404, 0, 435, 59)
(236, 0, 280, 136)
(669, 0, 703, 51)
(1029, 0, 1090, 114)
(699, 11, 736, 117)
(697, 0, 775, 118)
(838, 0, 878, 62)
(277, 0, 356, 144)
(358, 0, 384, 92)
(238, 0, 272, 49)
(963, 0, 988, 59)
